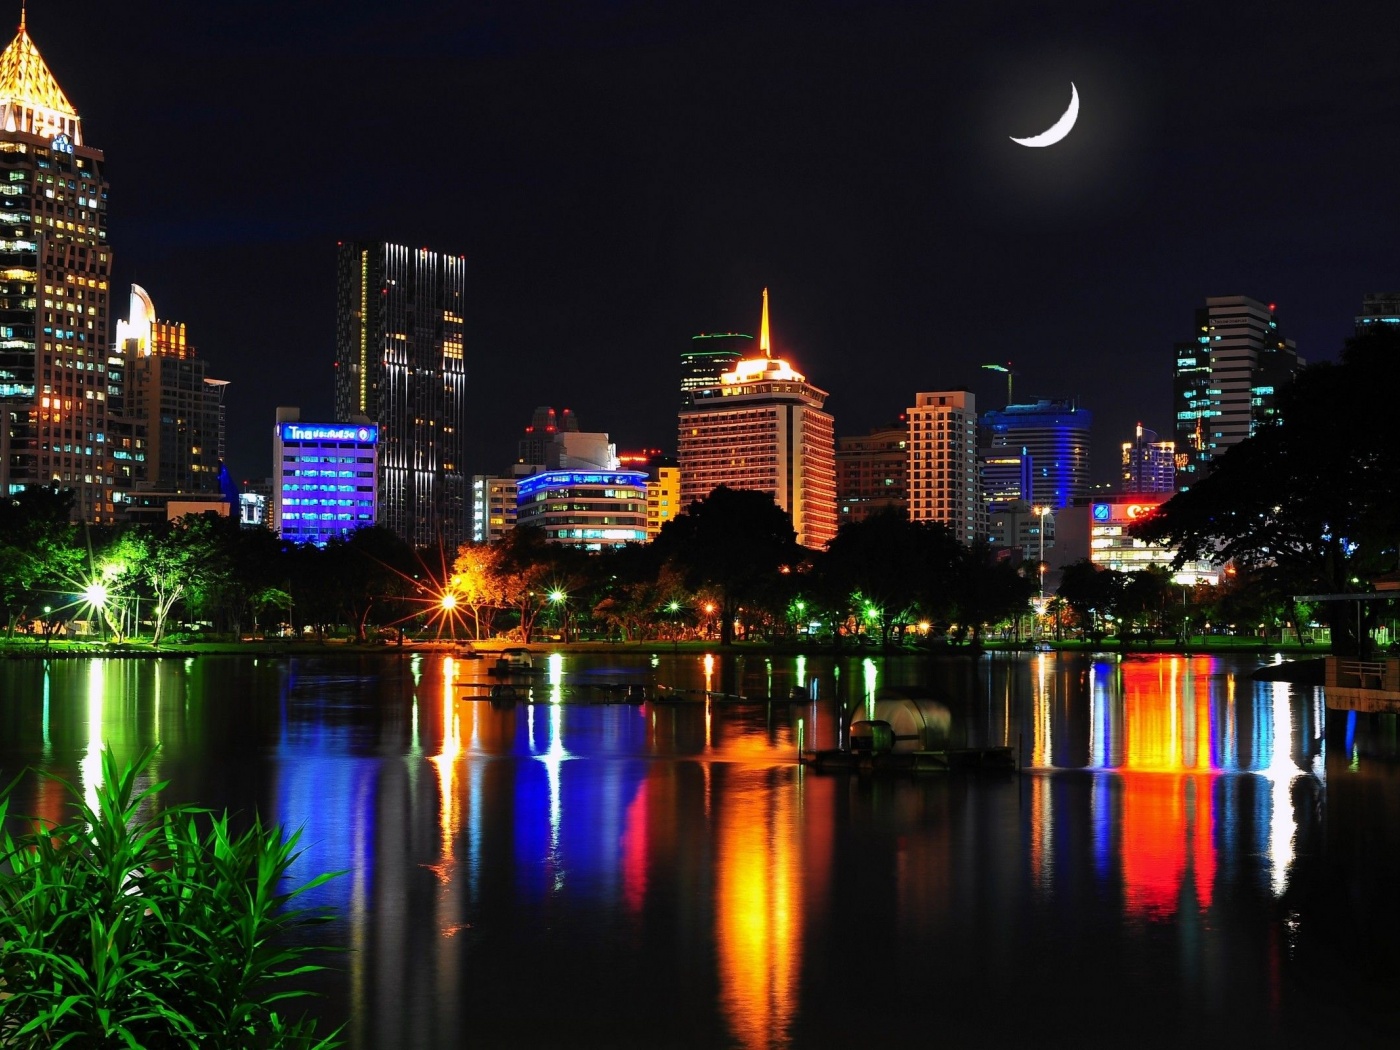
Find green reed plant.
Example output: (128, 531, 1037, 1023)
(0, 747, 342, 1048)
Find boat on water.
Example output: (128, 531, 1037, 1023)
(488, 647, 537, 675)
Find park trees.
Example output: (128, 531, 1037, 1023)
(1134, 325, 1400, 653)
(651, 486, 799, 646)
(0, 485, 82, 638)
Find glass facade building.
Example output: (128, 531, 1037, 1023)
(515, 469, 648, 549)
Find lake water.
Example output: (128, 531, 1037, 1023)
(3, 650, 1399, 1048)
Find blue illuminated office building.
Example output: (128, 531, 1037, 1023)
(516, 469, 648, 549)
(273, 408, 378, 546)
(979, 399, 1092, 511)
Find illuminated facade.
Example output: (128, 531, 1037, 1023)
(980, 398, 1091, 511)
(0, 17, 114, 520)
(907, 390, 984, 545)
(681, 332, 751, 404)
(272, 408, 378, 546)
(470, 474, 517, 544)
(678, 289, 837, 549)
(1173, 296, 1302, 490)
(114, 285, 227, 512)
(515, 469, 648, 549)
(645, 459, 680, 538)
(1120, 423, 1175, 494)
(1355, 292, 1400, 335)
(1088, 493, 1217, 583)
(517, 405, 578, 469)
(334, 241, 467, 549)
(835, 422, 907, 523)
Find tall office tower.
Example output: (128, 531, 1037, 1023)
(0, 17, 114, 520)
(681, 332, 751, 404)
(113, 285, 227, 505)
(1172, 295, 1302, 490)
(980, 398, 1091, 510)
(907, 390, 984, 545)
(835, 421, 907, 524)
(979, 445, 1032, 507)
(678, 289, 837, 548)
(517, 405, 578, 469)
(1120, 423, 1175, 494)
(335, 241, 467, 549)
(1355, 292, 1400, 335)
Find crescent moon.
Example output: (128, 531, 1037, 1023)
(1010, 83, 1079, 147)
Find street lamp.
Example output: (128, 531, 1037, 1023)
(549, 589, 568, 642)
(982, 362, 1016, 407)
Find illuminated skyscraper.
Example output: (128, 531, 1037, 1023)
(682, 332, 751, 404)
(113, 285, 228, 515)
(979, 398, 1092, 510)
(335, 241, 467, 548)
(907, 390, 984, 544)
(1173, 295, 1302, 490)
(678, 289, 837, 548)
(0, 16, 114, 520)
(1120, 423, 1175, 494)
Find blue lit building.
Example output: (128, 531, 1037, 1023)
(979, 399, 1091, 511)
(516, 469, 648, 549)
(273, 408, 378, 546)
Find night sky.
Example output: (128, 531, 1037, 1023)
(35, 0, 1400, 486)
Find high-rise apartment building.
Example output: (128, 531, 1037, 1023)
(907, 390, 983, 545)
(835, 421, 907, 524)
(113, 284, 227, 511)
(645, 457, 681, 538)
(1120, 423, 1175, 494)
(678, 289, 837, 549)
(1173, 295, 1302, 490)
(681, 332, 751, 404)
(335, 241, 467, 549)
(0, 18, 114, 520)
(980, 399, 1091, 511)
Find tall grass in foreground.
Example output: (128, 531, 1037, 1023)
(0, 747, 342, 1048)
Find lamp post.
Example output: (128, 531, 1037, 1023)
(982, 362, 1015, 407)
(550, 589, 568, 643)
(1033, 505, 1049, 637)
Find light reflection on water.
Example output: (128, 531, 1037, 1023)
(0, 651, 1389, 1048)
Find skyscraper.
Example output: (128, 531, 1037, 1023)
(114, 285, 228, 511)
(678, 289, 837, 548)
(1120, 423, 1175, 494)
(979, 398, 1092, 510)
(907, 390, 984, 545)
(1355, 292, 1400, 335)
(335, 241, 467, 549)
(0, 16, 114, 521)
(682, 332, 751, 404)
(1173, 295, 1303, 489)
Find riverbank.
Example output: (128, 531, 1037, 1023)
(0, 635, 1339, 660)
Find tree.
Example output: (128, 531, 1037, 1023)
(452, 543, 508, 640)
(1134, 326, 1400, 653)
(651, 486, 799, 646)
(821, 509, 953, 645)
(1056, 559, 1123, 641)
(142, 514, 224, 645)
(946, 541, 1036, 648)
(0, 485, 83, 638)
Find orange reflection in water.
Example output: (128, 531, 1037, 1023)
(1118, 658, 1217, 918)
(715, 771, 803, 1050)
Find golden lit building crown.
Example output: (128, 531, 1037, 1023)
(0, 13, 82, 144)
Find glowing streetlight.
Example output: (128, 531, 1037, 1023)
(84, 582, 109, 608)
(439, 592, 458, 612)
(550, 589, 569, 642)
(982, 362, 1016, 406)
(1034, 505, 1049, 605)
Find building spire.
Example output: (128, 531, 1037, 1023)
(759, 287, 771, 359)
(18, 2, 24, 34)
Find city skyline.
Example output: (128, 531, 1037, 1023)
(23, 1, 1399, 489)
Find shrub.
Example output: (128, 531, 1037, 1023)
(0, 747, 342, 1048)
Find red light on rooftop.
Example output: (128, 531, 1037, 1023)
(1268, 303, 1277, 312)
